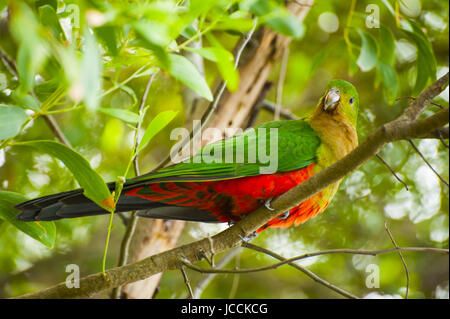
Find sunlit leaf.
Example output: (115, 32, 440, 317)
(309, 41, 343, 77)
(81, 26, 102, 111)
(376, 26, 398, 102)
(95, 26, 119, 56)
(263, 9, 305, 38)
(356, 29, 378, 72)
(10, 3, 48, 93)
(35, 0, 57, 11)
(133, 20, 171, 68)
(377, 62, 398, 103)
(0, 191, 56, 248)
(240, 0, 303, 38)
(0, 105, 28, 140)
(404, 20, 437, 95)
(167, 54, 213, 101)
(379, 26, 396, 65)
(187, 47, 239, 92)
(137, 110, 178, 153)
(15, 140, 114, 211)
(39, 4, 66, 41)
(98, 107, 140, 124)
(240, 0, 270, 15)
(11, 93, 40, 111)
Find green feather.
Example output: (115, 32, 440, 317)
(129, 120, 321, 184)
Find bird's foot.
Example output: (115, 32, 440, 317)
(264, 197, 275, 211)
(239, 231, 258, 242)
(278, 211, 290, 219)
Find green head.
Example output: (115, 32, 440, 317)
(321, 79, 359, 127)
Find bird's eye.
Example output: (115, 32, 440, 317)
(349, 97, 354, 104)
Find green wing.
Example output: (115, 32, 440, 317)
(129, 120, 321, 184)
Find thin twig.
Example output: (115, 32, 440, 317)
(243, 243, 359, 299)
(396, 96, 445, 110)
(436, 128, 449, 148)
(42, 114, 72, 147)
(182, 246, 448, 275)
(408, 139, 449, 187)
(0, 47, 18, 77)
(260, 99, 299, 120)
(384, 222, 409, 299)
(376, 154, 409, 191)
(228, 252, 241, 299)
(191, 248, 241, 299)
(112, 72, 157, 299)
(401, 73, 449, 121)
(180, 266, 195, 299)
(274, 47, 289, 120)
(292, 0, 313, 6)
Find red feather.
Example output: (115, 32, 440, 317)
(126, 163, 328, 231)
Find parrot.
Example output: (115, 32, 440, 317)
(15, 79, 359, 234)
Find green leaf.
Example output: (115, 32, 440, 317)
(95, 26, 119, 56)
(215, 15, 254, 32)
(39, 4, 66, 41)
(15, 140, 114, 211)
(0, 105, 28, 140)
(181, 24, 198, 39)
(137, 110, 178, 153)
(133, 20, 171, 68)
(264, 10, 305, 38)
(380, 0, 395, 15)
(376, 26, 398, 103)
(240, 0, 270, 15)
(117, 84, 138, 108)
(356, 29, 378, 72)
(10, 2, 48, 93)
(309, 40, 343, 77)
(81, 27, 103, 111)
(241, 1, 303, 38)
(0, 191, 56, 248)
(379, 26, 396, 65)
(167, 54, 213, 101)
(35, 0, 57, 11)
(98, 107, 140, 124)
(404, 20, 437, 95)
(11, 93, 40, 111)
(187, 47, 239, 92)
(377, 62, 398, 103)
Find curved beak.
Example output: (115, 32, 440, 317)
(323, 88, 340, 111)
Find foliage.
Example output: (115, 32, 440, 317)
(0, 0, 448, 299)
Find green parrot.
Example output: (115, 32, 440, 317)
(16, 79, 359, 233)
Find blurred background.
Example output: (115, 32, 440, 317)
(0, 0, 448, 298)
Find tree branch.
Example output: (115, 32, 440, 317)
(242, 243, 359, 299)
(384, 222, 409, 299)
(408, 139, 449, 187)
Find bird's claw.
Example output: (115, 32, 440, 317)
(278, 211, 290, 219)
(239, 231, 258, 242)
(264, 197, 275, 211)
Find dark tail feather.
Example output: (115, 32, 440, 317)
(15, 189, 220, 223)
